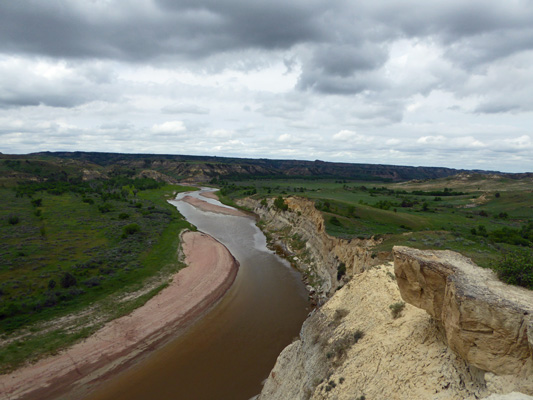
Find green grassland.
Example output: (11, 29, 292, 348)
(217, 175, 533, 270)
(0, 177, 194, 372)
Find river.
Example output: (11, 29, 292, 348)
(85, 188, 309, 400)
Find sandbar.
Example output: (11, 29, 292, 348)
(181, 195, 250, 217)
(0, 231, 239, 400)
(199, 191, 219, 200)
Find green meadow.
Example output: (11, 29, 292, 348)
(217, 175, 533, 270)
(0, 178, 193, 372)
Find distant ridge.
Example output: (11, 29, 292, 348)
(29, 151, 483, 182)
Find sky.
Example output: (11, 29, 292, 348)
(0, 0, 532, 172)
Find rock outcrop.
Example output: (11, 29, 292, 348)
(259, 263, 498, 400)
(394, 246, 533, 392)
(238, 196, 389, 298)
(246, 197, 533, 399)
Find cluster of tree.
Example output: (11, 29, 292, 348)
(15, 177, 163, 199)
(472, 221, 533, 247)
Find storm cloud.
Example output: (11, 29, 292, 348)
(0, 0, 531, 172)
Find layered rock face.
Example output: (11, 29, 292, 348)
(238, 196, 388, 297)
(394, 246, 533, 391)
(246, 197, 533, 398)
(259, 264, 493, 400)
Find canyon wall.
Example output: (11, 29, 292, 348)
(238, 196, 388, 300)
(246, 196, 533, 399)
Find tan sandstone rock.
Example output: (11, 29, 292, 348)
(238, 196, 388, 297)
(393, 246, 533, 379)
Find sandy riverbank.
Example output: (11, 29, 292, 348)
(0, 231, 239, 400)
(199, 191, 219, 200)
(181, 195, 250, 217)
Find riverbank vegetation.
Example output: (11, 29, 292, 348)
(0, 169, 194, 372)
(213, 174, 533, 281)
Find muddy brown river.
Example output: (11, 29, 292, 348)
(84, 189, 309, 400)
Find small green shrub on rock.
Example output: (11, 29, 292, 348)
(273, 196, 288, 211)
(389, 301, 405, 319)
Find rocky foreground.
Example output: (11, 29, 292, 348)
(240, 196, 533, 400)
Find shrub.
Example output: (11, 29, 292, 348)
(330, 216, 342, 226)
(118, 212, 130, 220)
(98, 203, 112, 213)
(353, 329, 364, 343)
(60, 272, 77, 289)
(337, 262, 346, 280)
(273, 196, 288, 211)
(493, 248, 533, 289)
(389, 301, 405, 319)
(31, 198, 42, 207)
(8, 215, 19, 225)
(123, 223, 141, 236)
(83, 277, 101, 287)
(333, 308, 349, 323)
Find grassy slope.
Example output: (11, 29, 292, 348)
(218, 176, 533, 269)
(0, 184, 194, 372)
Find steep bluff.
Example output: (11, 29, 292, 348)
(237, 196, 388, 299)
(248, 197, 533, 399)
(394, 246, 533, 392)
(259, 264, 493, 400)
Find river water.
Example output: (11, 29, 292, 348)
(85, 189, 309, 400)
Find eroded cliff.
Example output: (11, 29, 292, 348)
(238, 196, 388, 299)
(250, 197, 533, 399)
(259, 263, 493, 400)
(394, 246, 533, 393)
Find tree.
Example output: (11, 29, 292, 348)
(273, 196, 288, 211)
(60, 272, 77, 289)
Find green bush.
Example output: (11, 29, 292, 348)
(493, 248, 533, 289)
(60, 272, 77, 289)
(273, 196, 288, 211)
(8, 215, 19, 225)
(123, 223, 141, 236)
(98, 203, 112, 213)
(337, 262, 346, 280)
(330, 216, 342, 226)
(389, 301, 405, 319)
(118, 212, 130, 220)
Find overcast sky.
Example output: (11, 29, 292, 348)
(1, 0, 532, 172)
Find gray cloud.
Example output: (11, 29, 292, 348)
(0, 0, 532, 172)
(161, 104, 210, 115)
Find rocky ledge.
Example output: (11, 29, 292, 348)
(394, 246, 533, 382)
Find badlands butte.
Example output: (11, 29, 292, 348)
(238, 196, 533, 399)
(1, 152, 533, 399)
